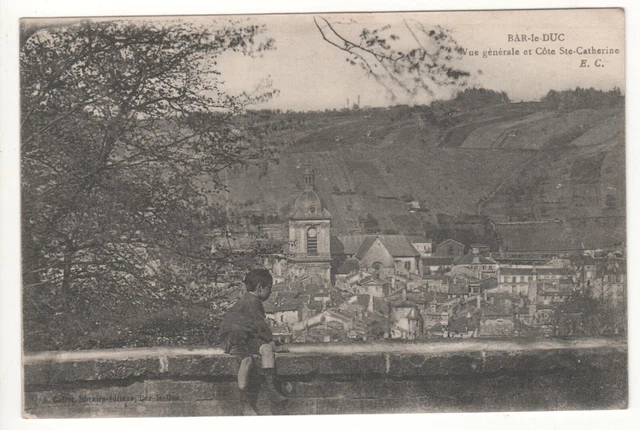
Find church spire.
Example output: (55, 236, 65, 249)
(303, 161, 315, 191)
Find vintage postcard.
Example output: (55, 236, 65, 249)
(19, 8, 626, 419)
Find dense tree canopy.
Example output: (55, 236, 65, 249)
(542, 87, 624, 110)
(21, 19, 277, 349)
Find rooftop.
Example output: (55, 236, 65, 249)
(355, 235, 421, 259)
(499, 267, 536, 276)
(456, 253, 498, 265)
(421, 257, 455, 266)
(448, 283, 470, 296)
(436, 239, 465, 249)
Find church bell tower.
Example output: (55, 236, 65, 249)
(287, 162, 332, 286)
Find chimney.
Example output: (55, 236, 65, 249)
(473, 247, 479, 255)
(402, 288, 407, 301)
(476, 295, 481, 308)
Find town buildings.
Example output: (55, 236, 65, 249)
(226, 165, 627, 342)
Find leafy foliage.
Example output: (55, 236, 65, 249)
(314, 16, 472, 102)
(21, 18, 278, 350)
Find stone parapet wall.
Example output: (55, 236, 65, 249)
(23, 339, 627, 417)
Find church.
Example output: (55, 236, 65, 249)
(284, 163, 333, 285)
(265, 163, 431, 288)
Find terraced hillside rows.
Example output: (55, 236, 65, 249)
(482, 107, 624, 222)
(215, 104, 625, 250)
(461, 108, 621, 150)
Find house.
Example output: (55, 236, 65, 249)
(271, 324, 294, 344)
(448, 308, 480, 338)
(332, 234, 423, 276)
(262, 254, 288, 283)
(433, 239, 465, 258)
(293, 308, 353, 333)
(423, 275, 449, 293)
(497, 267, 536, 296)
(447, 278, 470, 300)
(312, 291, 332, 305)
(423, 309, 450, 332)
(355, 235, 421, 276)
(389, 302, 423, 339)
(407, 236, 433, 257)
(421, 257, 455, 275)
(469, 244, 491, 255)
(479, 303, 514, 337)
(421, 292, 451, 329)
(353, 276, 388, 298)
(455, 249, 498, 279)
(535, 267, 567, 283)
(468, 278, 483, 295)
(404, 273, 430, 291)
(537, 281, 574, 305)
(264, 300, 300, 326)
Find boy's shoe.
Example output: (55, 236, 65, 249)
(238, 389, 258, 416)
(263, 368, 287, 403)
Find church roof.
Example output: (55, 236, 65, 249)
(290, 162, 331, 220)
(355, 236, 378, 260)
(355, 235, 421, 259)
(290, 189, 331, 220)
(335, 235, 369, 255)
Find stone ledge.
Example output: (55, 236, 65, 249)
(23, 338, 628, 416)
(24, 338, 627, 386)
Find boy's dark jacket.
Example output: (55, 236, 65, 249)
(219, 292, 273, 344)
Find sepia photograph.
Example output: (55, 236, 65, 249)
(9, 4, 629, 421)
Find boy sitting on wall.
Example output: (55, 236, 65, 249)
(219, 268, 288, 415)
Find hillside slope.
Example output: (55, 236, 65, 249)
(217, 104, 625, 249)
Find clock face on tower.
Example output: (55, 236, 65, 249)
(307, 228, 317, 238)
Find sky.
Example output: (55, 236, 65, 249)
(210, 9, 625, 111)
